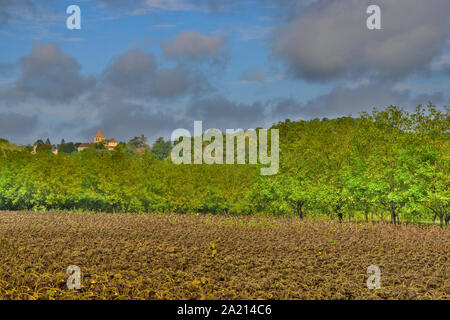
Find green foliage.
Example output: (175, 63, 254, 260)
(59, 141, 77, 154)
(0, 104, 448, 225)
(36, 144, 52, 153)
(128, 134, 150, 149)
(151, 137, 172, 160)
(94, 142, 107, 150)
(250, 104, 449, 225)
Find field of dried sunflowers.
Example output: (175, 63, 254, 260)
(0, 211, 448, 300)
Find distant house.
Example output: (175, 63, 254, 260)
(32, 139, 58, 154)
(77, 130, 118, 152)
(51, 145, 58, 155)
(77, 143, 93, 152)
(94, 129, 118, 151)
(105, 138, 118, 151)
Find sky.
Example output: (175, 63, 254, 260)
(0, 0, 449, 145)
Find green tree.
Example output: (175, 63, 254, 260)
(151, 137, 172, 160)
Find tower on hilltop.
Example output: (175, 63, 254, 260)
(94, 129, 106, 143)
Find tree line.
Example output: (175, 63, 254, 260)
(0, 104, 448, 226)
(31, 134, 173, 159)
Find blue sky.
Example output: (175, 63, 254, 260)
(0, 0, 449, 145)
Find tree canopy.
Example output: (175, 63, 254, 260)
(0, 104, 448, 226)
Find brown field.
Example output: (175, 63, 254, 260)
(0, 211, 448, 300)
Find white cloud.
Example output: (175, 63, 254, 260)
(271, 0, 450, 81)
(161, 31, 228, 62)
(431, 53, 450, 73)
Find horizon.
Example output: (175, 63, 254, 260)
(7, 104, 444, 147)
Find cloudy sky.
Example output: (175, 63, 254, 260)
(0, 0, 449, 145)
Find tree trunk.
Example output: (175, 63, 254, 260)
(334, 203, 343, 222)
(389, 202, 396, 225)
(297, 203, 304, 219)
(439, 215, 444, 228)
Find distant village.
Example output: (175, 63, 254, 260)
(30, 130, 173, 160)
(32, 130, 117, 154)
(79, 130, 118, 152)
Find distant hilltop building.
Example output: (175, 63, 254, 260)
(76, 143, 92, 152)
(32, 139, 58, 155)
(77, 130, 118, 152)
